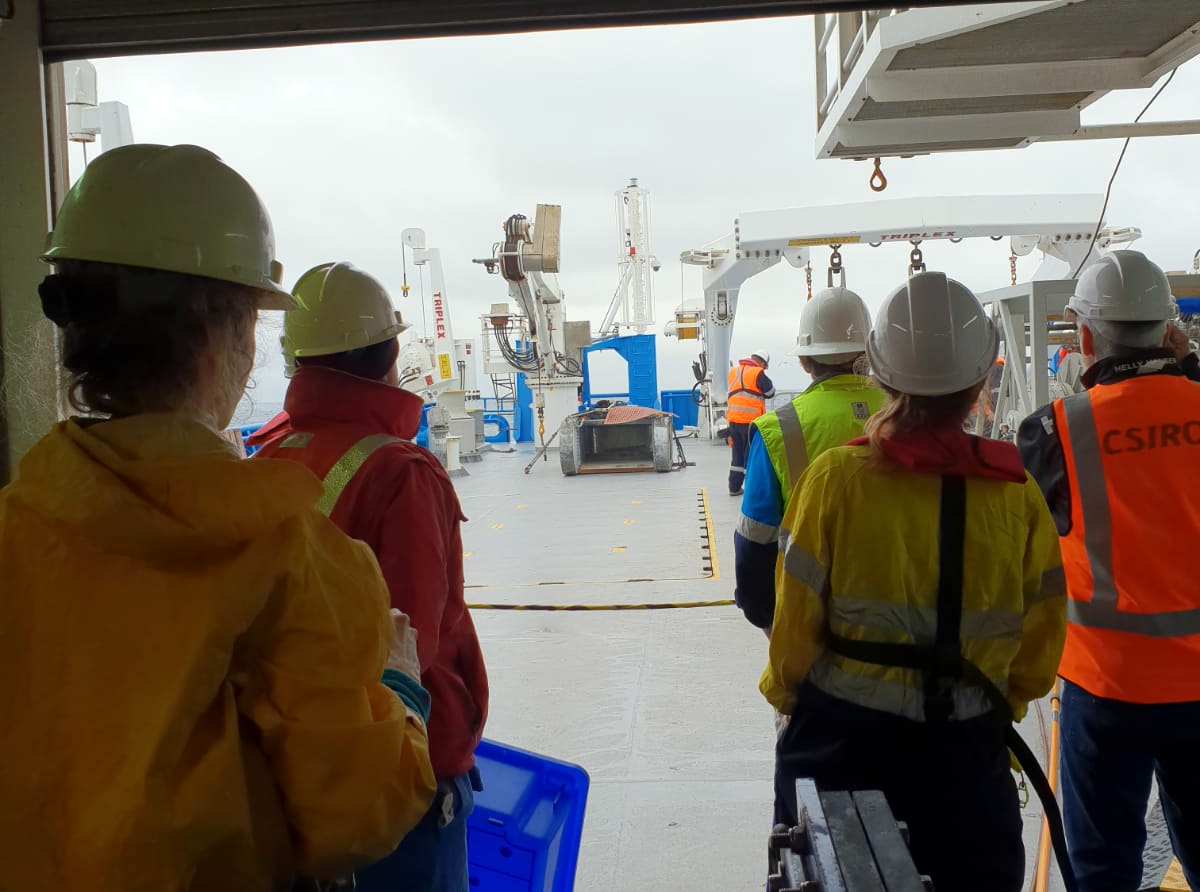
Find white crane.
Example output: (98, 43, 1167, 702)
(474, 205, 585, 447)
(396, 227, 464, 400)
(675, 193, 1138, 438)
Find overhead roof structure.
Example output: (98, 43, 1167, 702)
(815, 1, 1200, 160)
(33, 0, 1075, 62)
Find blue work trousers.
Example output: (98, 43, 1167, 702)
(355, 772, 476, 892)
(1060, 680, 1200, 892)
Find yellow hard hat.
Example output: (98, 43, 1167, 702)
(42, 144, 293, 310)
(282, 262, 411, 365)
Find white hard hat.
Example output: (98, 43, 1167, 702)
(867, 271, 999, 397)
(793, 287, 871, 362)
(1068, 250, 1177, 322)
(751, 350, 771, 367)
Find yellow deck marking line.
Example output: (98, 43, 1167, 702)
(701, 487, 721, 581)
(1160, 859, 1191, 892)
(490, 523, 504, 530)
(463, 551, 473, 559)
(464, 490, 729, 607)
(466, 576, 724, 592)
(516, 504, 528, 509)
(623, 519, 636, 525)
(467, 600, 734, 611)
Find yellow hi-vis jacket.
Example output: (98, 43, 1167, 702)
(0, 415, 436, 891)
(761, 444, 1066, 722)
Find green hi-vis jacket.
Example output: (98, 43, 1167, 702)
(753, 375, 885, 501)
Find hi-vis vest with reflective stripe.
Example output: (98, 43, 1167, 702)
(760, 444, 1066, 722)
(1054, 375, 1200, 703)
(277, 431, 401, 517)
(727, 365, 767, 423)
(753, 375, 883, 498)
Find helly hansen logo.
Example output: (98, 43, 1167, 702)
(1101, 421, 1200, 454)
(851, 401, 870, 420)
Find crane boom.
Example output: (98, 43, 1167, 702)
(679, 193, 1114, 438)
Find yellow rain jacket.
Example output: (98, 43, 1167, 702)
(0, 415, 436, 891)
(761, 444, 1066, 723)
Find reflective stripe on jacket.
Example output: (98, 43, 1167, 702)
(262, 430, 403, 516)
(253, 367, 489, 778)
(1053, 376, 1200, 703)
(727, 363, 768, 423)
(734, 376, 883, 629)
(761, 444, 1065, 723)
(752, 375, 882, 505)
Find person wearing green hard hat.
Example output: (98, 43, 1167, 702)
(250, 262, 489, 892)
(0, 144, 436, 891)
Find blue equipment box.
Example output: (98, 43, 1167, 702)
(468, 739, 589, 892)
(659, 389, 699, 429)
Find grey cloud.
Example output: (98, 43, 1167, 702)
(83, 17, 1200, 413)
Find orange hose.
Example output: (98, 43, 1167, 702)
(1032, 681, 1062, 892)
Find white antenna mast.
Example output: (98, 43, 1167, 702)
(602, 178, 659, 336)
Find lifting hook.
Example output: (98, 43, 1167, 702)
(908, 240, 926, 276)
(869, 157, 888, 193)
(827, 245, 846, 289)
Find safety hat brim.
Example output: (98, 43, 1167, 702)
(792, 341, 868, 358)
(257, 283, 299, 311)
(41, 244, 298, 311)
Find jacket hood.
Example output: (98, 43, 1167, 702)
(12, 414, 322, 560)
(848, 425, 1027, 484)
(247, 366, 424, 447)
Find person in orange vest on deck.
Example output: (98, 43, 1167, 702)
(249, 262, 489, 892)
(1018, 251, 1200, 892)
(726, 350, 775, 495)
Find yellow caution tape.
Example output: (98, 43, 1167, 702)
(787, 235, 862, 247)
(700, 487, 720, 581)
(1160, 859, 1191, 892)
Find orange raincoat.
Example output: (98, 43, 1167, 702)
(0, 414, 435, 891)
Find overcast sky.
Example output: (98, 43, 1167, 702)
(72, 12, 1200, 422)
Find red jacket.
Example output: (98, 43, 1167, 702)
(249, 367, 488, 778)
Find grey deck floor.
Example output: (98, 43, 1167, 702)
(456, 437, 1077, 892)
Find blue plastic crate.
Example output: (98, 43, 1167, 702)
(237, 423, 264, 456)
(468, 739, 589, 892)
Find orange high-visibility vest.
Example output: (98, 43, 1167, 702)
(727, 364, 767, 424)
(1054, 374, 1200, 703)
